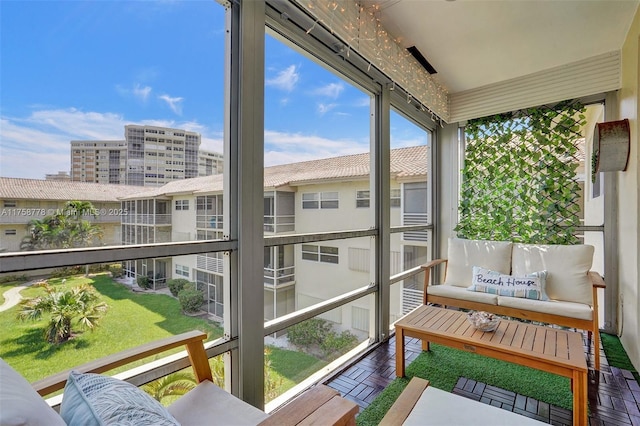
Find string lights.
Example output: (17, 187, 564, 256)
(298, 0, 450, 123)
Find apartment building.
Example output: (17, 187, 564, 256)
(0, 178, 143, 253)
(71, 125, 223, 186)
(71, 140, 127, 184)
(120, 146, 430, 330)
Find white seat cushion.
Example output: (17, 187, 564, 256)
(444, 238, 513, 288)
(168, 380, 269, 426)
(428, 283, 498, 305)
(511, 243, 594, 305)
(497, 295, 593, 321)
(403, 386, 546, 425)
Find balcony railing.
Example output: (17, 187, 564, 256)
(402, 213, 429, 241)
(263, 215, 295, 233)
(263, 265, 295, 287)
(196, 254, 224, 273)
(121, 214, 172, 225)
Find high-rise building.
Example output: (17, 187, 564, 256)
(198, 150, 224, 176)
(70, 126, 223, 186)
(70, 140, 127, 184)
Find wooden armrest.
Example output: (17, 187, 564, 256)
(33, 330, 211, 396)
(260, 385, 358, 426)
(380, 377, 430, 426)
(421, 259, 447, 303)
(589, 271, 605, 288)
(420, 258, 448, 271)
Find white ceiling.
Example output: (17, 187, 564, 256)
(370, 0, 639, 93)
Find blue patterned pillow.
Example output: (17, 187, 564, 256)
(60, 371, 180, 426)
(467, 266, 549, 300)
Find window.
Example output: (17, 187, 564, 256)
(302, 192, 339, 209)
(4, 229, 17, 235)
(356, 190, 369, 208)
(302, 193, 318, 209)
(391, 189, 401, 207)
(175, 200, 189, 211)
(301, 244, 339, 264)
(320, 192, 338, 209)
(3, 200, 17, 208)
(175, 265, 189, 277)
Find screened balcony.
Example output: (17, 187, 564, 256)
(0, 0, 639, 425)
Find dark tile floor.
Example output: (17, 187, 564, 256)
(324, 333, 640, 425)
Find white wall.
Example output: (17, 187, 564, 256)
(616, 9, 640, 371)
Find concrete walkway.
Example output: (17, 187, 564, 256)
(0, 281, 36, 312)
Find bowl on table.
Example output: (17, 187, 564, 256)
(466, 311, 500, 332)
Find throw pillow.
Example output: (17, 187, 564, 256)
(467, 266, 549, 301)
(60, 370, 180, 426)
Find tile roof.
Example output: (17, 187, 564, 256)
(264, 145, 428, 188)
(2, 146, 428, 201)
(0, 178, 145, 202)
(121, 145, 428, 198)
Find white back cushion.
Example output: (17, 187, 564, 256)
(511, 243, 594, 305)
(444, 238, 513, 287)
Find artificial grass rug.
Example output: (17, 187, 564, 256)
(356, 343, 573, 426)
(601, 332, 640, 382)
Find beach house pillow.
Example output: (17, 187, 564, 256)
(60, 371, 180, 426)
(468, 266, 549, 301)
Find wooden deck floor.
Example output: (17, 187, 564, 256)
(324, 333, 640, 425)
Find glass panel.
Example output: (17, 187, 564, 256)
(264, 294, 372, 403)
(0, 0, 227, 382)
(265, 238, 373, 322)
(264, 34, 372, 232)
(0, 265, 223, 384)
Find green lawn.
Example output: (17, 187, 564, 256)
(0, 274, 326, 401)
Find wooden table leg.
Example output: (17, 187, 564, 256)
(572, 369, 588, 426)
(396, 326, 405, 377)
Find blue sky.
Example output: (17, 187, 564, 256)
(0, 1, 428, 179)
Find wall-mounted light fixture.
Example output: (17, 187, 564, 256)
(407, 46, 437, 75)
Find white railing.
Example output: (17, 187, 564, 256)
(196, 254, 224, 273)
(402, 287, 424, 314)
(402, 213, 429, 241)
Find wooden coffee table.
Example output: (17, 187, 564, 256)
(395, 305, 588, 425)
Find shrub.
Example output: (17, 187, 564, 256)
(0, 274, 28, 284)
(178, 287, 204, 313)
(50, 267, 83, 278)
(136, 275, 151, 289)
(167, 278, 192, 297)
(108, 264, 124, 279)
(287, 318, 333, 347)
(321, 330, 358, 359)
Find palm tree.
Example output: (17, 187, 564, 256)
(142, 372, 197, 404)
(17, 283, 108, 344)
(20, 201, 103, 250)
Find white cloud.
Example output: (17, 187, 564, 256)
(311, 82, 344, 99)
(158, 94, 184, 115)
(133, 84, 152, 101)
(353, 96, 371, 107)
(116, 83, 153, 102)
(317, 103, 337, 116)
(0, 108, 222, 179)
(264, 129, 368, 166)
(266, 65, 299, 92)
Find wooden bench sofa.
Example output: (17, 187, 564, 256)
(421, 237, 605, 369)
(1, 330, 358, 426)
